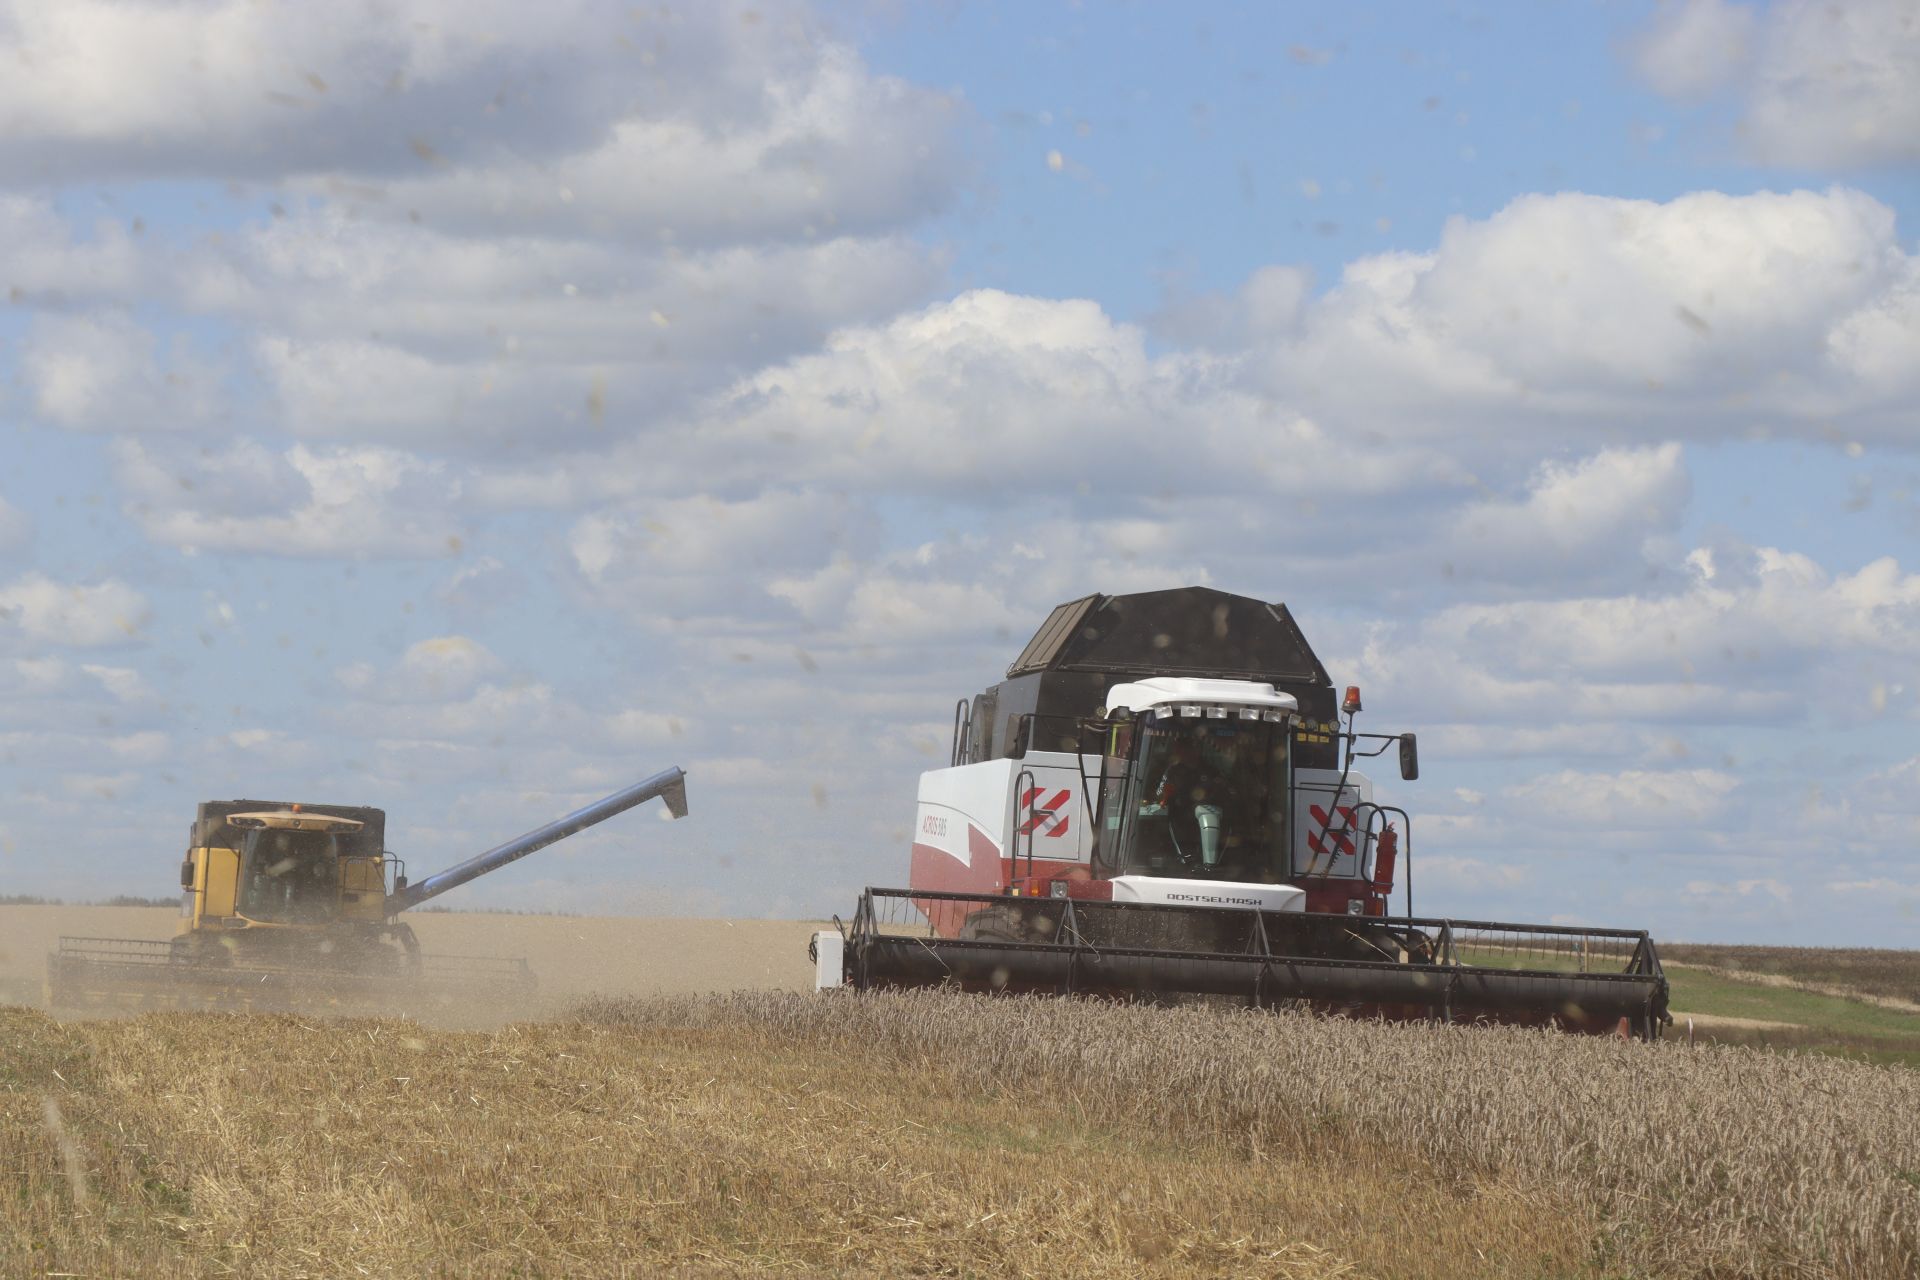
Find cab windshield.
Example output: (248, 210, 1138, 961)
(1099, 715, 1291, 882)
(236, 828, 341, 923)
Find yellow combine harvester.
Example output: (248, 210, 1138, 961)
(47, 767, 688, 1015)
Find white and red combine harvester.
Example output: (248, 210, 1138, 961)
(814, 587, 1671, 1038)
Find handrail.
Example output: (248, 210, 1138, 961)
(1350, 802, 1414, 916)
(1010, 768, 1037, 888)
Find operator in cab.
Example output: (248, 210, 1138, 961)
(237, 826, 341, 924)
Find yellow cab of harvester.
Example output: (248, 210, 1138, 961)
(176, 799, 399, 960)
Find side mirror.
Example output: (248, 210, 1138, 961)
(179, 857, 195, 890)
(1398, 733, 1419, 782)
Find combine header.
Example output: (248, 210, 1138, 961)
(814, 589, 1669, 1038)
(49, 768, 689, 1015)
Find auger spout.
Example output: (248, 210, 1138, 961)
(387, 767, 688, 913)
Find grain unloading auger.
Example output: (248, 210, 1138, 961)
(48, 768, 689, 1015)
(814, 589, 1670, 1038)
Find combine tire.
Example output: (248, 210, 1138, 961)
(958, 904, 1033, 943)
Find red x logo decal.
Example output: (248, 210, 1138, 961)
(1018, 787, 1072, 838)
(1307, 804, 1357, 856)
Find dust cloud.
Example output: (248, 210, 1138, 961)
(3, 905, 824, 1027)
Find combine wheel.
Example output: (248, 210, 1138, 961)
(1366, 925, 1438, 966)
(958, 904, 1033, 943)
(386, 922, 425, 977)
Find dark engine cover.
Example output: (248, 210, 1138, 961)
(961, 587, 1340, 769)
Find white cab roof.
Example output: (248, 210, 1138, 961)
(228, 810, 365, 833)
(1103, 676, 1299, 717)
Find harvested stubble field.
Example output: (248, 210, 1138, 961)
(4, 991, 1918, 1279)
(0, 905, 820, 1019)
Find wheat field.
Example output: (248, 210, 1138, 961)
(5, 988, 1918, 1279)
(6, 905, 1918, 1275)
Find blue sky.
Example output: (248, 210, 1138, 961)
(858, 3, 1917, 306)
(0, 0, 1915, 945)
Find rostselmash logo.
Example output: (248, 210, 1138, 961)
(1165, 892, 1263, 907)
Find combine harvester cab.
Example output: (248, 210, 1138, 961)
(49, 767, 689, 1015)
(815, 589, 1670, 1038)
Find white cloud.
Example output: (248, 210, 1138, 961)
(606, 709, 687, 745)
(358, 679, 561, 744)
(663, 288, 1456, 505)
(1505, 768, 1741, 828)
(27, 182, 1914, 576)
(1629, 0, 1756, 100)
(569, 488, 873, 622)
(623, 188, 1920, 536)
(567, 493, 1243, 656)
(1263, 188, 1918, 434)
(230, 220, 938, 452)
(331, 641, 695, 769)
(1418, 723, 1670, 764)
(114, 438, 466, 557)
(437, 555, 521, 616)
(0, 0, 964, 212)
(0, 660, 166, 760)
(0, 573, 149, 646)
(390, 636, 504, 702)
(79, 663, 154, 702)
(1152, 264, 1314, 350)
(362, 41, 962, 246)
(0, 196, 947, 461)
(1630, 0, 1920, 169)
(1356, 540, 1920, 729)
(0, 496, 29, 554)
(107, 730, 169, 763)
(0, 195, 146, 302)
(1860, 755, 1920, 808)
(1, 3, 956, 465)
(1444, 445, 1690, 591)
(57, 770, 141, 800)
(1679, 876, 1792, 904)
(11, 657, 67, 691)
(336, 639, 503, 706)
(787, 571, 1031, 647)
(1829, 877, 1920, 894)
(1418, 855, 1531, 889)
(0, 729, 165, 775)
(1495, 547, 1920, 677)
(1746, 0, 1920, 168)
(21, 311, 223, 431)
(685, 755, 781, 787)
(227, 729, 287, 751)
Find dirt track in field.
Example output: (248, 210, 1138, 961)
(0, 905, 822, 1022)
(1675, 1012, 1804, 1032)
